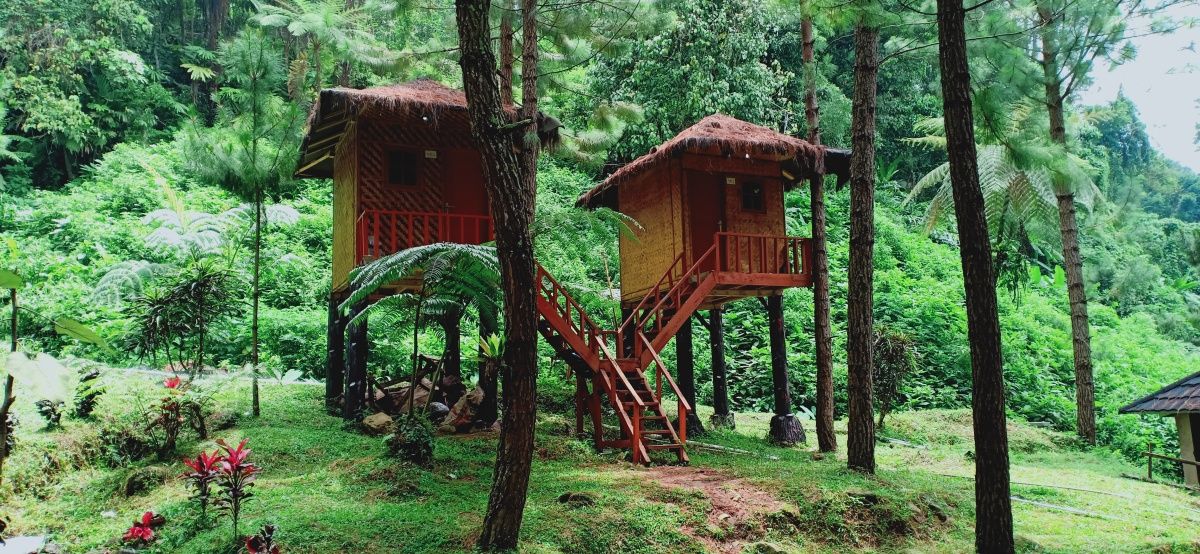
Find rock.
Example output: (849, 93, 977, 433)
(810, 452, 825, 461)
(389, 378, 434, 413)
(557, 491, 596, 507)
(122, 466, 171, 497)
(427, 402, 450, 422)
(441, 387, 485, 432)
(437, 423, 457, 434)
(362, 412, 394, 435)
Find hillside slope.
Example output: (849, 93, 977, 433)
(3, 374, 1196, 553)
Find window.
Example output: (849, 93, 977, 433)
(387, 150, 420, 186)
(741, 181, 765, 212)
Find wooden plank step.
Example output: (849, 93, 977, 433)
(645, 443, 683, 451)
(641, 429, 676, 435)
(623, 401, 660, 409)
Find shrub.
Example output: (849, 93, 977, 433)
(386, 417, 434, 467)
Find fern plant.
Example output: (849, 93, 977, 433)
(905, 103, 1102, 296)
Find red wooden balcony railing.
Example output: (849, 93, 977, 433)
(713, 232, 812, 280)
(355, 210, 495, 262)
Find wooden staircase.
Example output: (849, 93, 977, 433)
(534, 244, 723, 464)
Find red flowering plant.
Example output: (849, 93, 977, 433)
(181, 448, 222, 521)
(214, 438, 258, 544)
(122, 511, 165, 546)
(151, 376, 186, 456)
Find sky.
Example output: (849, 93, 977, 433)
(1077, 4, 1200, 171)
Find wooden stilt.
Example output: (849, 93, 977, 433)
(343, 301, 369, 421)
(675, 316, 705, 435)
(709, 307, 735, 429)
(767, 294, 804, 446)
(326, 294, 346, 415)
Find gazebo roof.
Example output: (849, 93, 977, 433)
(295, 79, 474, 179)
(1120, 371, 1200, 414)
(577, 114, 847, 209)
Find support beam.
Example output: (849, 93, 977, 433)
(767, 294, 804, 446)
(325, 294, 346, 415)
(675, 317, 705, 435)
(709, 308, 735, 429)
(620, 307, 634, 357)
(343, 302, 369, 421)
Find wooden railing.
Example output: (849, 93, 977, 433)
(714, 232, 812, 278)
(355, 210, 494, 262)
(1144, 442, 1200, 482)
(642, 333, 690, 445)
(535, 264, 607, 355)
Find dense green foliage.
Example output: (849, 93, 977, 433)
(2, 0, 1199, 471)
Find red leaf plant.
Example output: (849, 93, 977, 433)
(214, 438, 259, 545)
(152, 377, 185, 455)
(122, 511, 165, 545)
(181, 448, 222, 520)
(245, 524, 282, 554)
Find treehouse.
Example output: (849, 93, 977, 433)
(577, 114, 847, 310)
(530, 115, 851, 462)
(297, 79, 501, 420)
(296, 79, 495, 297)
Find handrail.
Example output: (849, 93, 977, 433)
(355, 209, 495, 261)
(641, 333, 689, 445)
(626, 243, 718, 359)
(714, 231, 811, 276)
(536, 264, 605, 352)
(641, 333, 692, 415)
(615, 252, 686, 350)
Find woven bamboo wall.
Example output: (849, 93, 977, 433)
(618, 160, 684, 305)
(331, 121, 359, 292)
(722, 177, 785, 237)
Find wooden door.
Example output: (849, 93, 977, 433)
(442, 149, 491, 244)
(686, 171, 724, 270)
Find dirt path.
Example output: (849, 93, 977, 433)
(638, 465, 794, 553)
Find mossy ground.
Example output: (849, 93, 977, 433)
(3, 376, 1199, 553)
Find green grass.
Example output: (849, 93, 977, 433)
(3, 376, 1199, 553)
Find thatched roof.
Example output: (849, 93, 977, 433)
(578, 114, 847, 209)
(295, 79, 475, 179)
(1120, 371, 1200, 414)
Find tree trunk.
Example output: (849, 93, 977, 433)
(846, 22, 879, 474)
(937, 1, 1014, 550)
(708, 308, 734, 429)
(455, 0, 540, 548)
(251, 190, 262, 417)
(9, 289, 16, 353)
(1038, 5, 1095, 446)
(803, 9, 836, 453)
(441, 313, 463, 381)
(767, 294, 804, 445)
(326, 295, 346, 415)
(675, 317, 705, 434)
